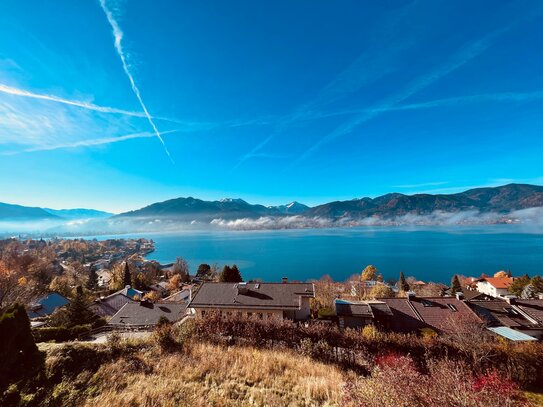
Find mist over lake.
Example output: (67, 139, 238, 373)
(92, 225, 543, 284)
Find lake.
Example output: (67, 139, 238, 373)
(116, 225, 543, 284)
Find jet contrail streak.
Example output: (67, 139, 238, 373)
(0, 83, 144, 117)
(1, 129, 179, 155)
(99, 0, 174, 164)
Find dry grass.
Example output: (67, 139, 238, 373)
(53, 342, 344, 407)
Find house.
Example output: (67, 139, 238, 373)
(27, 292, 69, 319)
(163, 286, 192, 303)
(119, 285, 144, 300)
(108, 301, 187, 328)
(90, 292, 136, 318)
(96, 269, 112, 287)
(334, 299, 393, 329)
(377, 292, 480, 334)
(149, 282, 170, 298)
(476, 277, 514, 298)
(188, 281, 315, 321)
(468, 297, 543, 340)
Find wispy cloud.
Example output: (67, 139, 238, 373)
(292, 23, 515, 165)
(99, 0, 174, 164)
(0, 82, 143, 117)
(301, 91, 543, 120)
(233, 1, 419, 169)
(1, 129, 179, 155)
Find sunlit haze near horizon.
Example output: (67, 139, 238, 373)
(1, 0, 543, 213)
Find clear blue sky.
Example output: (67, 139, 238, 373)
(1, 0, 542, 213)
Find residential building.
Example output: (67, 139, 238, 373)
(188, 281, 315, 321)
(27, 292, 69, 319)
(475, 277, 514, 297)
(334, 299, 392, 329)
(468, 297, 543, 340)
(377, 293, 480, 334)
(90, 292, 136, 318)
(108, 301, 187, 328)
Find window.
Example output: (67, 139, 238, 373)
(504, 307, 519, 316)
(447, 304, 458, 312)
(255, 283, 260, 289)
(421, 300, 433, 307)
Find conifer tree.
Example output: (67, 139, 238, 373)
(122, 261, 132, 287)
(399, 271, 409, 292)
(86, 265, 98, 290)
(67, 286, 92, 327)
(219, 265, 243, 282)
(451, 275, 462, 294)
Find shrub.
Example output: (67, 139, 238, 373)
(33, 324, 92, 343)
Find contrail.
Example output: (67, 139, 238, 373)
(99, 0, 174, 164)
(0, 83, 144, 117)
(1, 129, 179, 155)
(293, 23, 515, 165)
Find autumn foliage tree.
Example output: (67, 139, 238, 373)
(360, 265, 378, 281)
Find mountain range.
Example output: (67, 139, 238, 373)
(114, 183, 543, 222)
(2, 184, 543, 229)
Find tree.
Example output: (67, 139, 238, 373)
(167, 274, 182, 291)
(86, 265, 98, 290)
(196, 263, 212, 280)
(66, 286, 93, 327)
(399, 271, 409, 292)
(450, 275, 462, 294)
(122, 261, 132, 287)
(172, 257, 189, 277)
(219, 265, 243, 283)
(530, 275, 543, 293)
(0, 303, 43, 391)
(493, 270, 508, 278)
(0, 260, 31, 311)
(508, 274, 530, 296)
(369, 284, 393, 298)
(361, 265, 378, 281)
(144, 290, 161, 303)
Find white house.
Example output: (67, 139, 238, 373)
(476, 277, 514, 298)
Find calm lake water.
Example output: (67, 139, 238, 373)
(104, 225, 543, 284)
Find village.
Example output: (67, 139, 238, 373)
(11, 236, 541, 343)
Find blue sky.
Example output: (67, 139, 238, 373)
(1, 0, 542, 213)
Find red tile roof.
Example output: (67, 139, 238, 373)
(480, 277, 513, 289)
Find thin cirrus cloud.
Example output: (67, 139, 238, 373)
(0, 129, 180, 155)
(290, 22, 517, 167)
(233, 1, 419, 170)
(99, 0, 174, 164)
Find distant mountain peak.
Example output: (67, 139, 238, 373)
(219, 198, 247, 204)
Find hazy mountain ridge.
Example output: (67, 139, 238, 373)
(43, 208, 113, 219)
(116, 184, 543, 222)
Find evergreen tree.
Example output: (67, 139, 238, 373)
(86, 265, 98, 290)
(451, 275, 462, 294)
(122, 261, 132, 287)
(399, 271, 409, 292)
(219, 265, 243, 282)
(0, 304, 42, 392)
(66, 286, 92, 327)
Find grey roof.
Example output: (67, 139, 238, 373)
(335, 300, 373, 317)
(90, 292, 136, 317)
(109, 301, 187, 326)
(27, 292, 69, 319)
(468, 299, 543, 329)
(188, 282, 315, 310)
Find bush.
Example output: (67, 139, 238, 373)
(32, 324, 92, 343)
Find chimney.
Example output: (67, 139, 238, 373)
(406, 291, 416, 300)
(236, 282, 248, 295)
(455, 292, 465, 300)
(539, 293, 543, 300)
(282, 277, 288, 284)
(504, 295, 517, 304)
